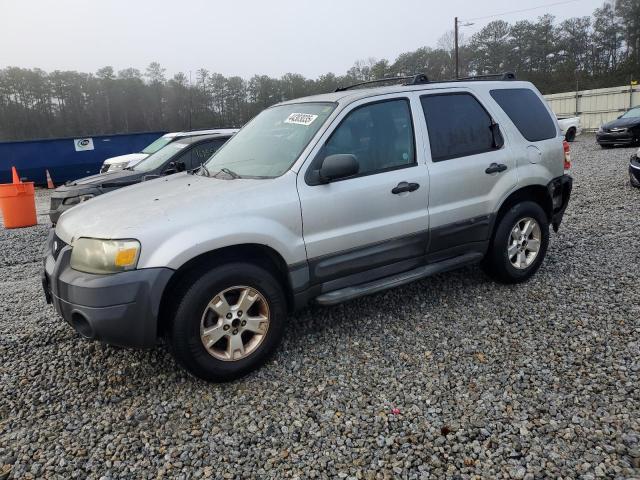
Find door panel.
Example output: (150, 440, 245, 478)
(300, 166, 429, 279)
(297, 96, 430, 285)
(418, 90, 518, 253)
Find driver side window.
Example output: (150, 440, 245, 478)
(323, 99, 415, 176)
(174, 139, 226, 171)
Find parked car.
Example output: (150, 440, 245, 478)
(630, 147, 640, 187)
(100, 129, 239, 172)
(596, 106, 640, 147)
(556, 115, 581, 142)
(43, 73, 572, 381)
(48, 131, 236, 223)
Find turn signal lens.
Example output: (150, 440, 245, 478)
(114, 248, 138, 267)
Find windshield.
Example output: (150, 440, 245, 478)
(142, 135, 173, 154)
(133, 141, 188, 172)
(621, 108, 640, 119)
(204, 102, 336, 178)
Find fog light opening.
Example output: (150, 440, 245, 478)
(71, 312, 94, 339)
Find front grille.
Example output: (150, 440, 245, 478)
(100, 165, 109, 173)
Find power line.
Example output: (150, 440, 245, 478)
(462, 0, 580, 22)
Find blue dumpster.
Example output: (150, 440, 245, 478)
(0, 131, 165, 185)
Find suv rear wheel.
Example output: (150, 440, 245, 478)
(168, 262, 287, 381)
(483, 201, 550, 283)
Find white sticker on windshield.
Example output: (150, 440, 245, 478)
(285, 113, 318, 126)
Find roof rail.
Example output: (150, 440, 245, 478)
(333, 72, 515, 93)
(455, 72, 516, 81)
(334, 73, 429, 92)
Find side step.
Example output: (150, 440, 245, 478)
(315, 252, 483, 306)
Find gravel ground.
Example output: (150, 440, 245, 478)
(1, 136, 639, 479)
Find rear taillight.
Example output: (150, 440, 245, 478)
(563, 140, 571, 170)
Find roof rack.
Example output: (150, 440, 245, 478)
(423, 72, 517, 85)
(334, 74, 429, 92)
(454, 72, 516, 82)
(333, 72, 516, 93)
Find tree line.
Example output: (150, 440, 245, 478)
(1, 0, 638, 142)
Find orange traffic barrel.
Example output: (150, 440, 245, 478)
(0, 167, 37, 228)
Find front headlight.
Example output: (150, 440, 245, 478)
(108, 162, 127, 171)
(63, 194, 95, 206)
(598, 126, 603, 133)
(70, 238, 141, 274)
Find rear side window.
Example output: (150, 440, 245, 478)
(420, 93, 495, 162)
(490, 88, 556, 142)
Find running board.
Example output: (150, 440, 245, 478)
(315, 252, 483, 306)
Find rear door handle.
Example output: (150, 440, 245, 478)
(392, 181, 420, 194)
(485, 163, 507, 174)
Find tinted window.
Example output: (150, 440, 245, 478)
(322, 99, 415, 176)
(421, 93, 495, 162)
(490, 88, 556, 142)
(176, 139, 226, 170)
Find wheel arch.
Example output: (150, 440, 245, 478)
(157, 244, 294, 337)
(493, 184, 553, 238)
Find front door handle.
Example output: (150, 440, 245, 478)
(485, 163, 507, 174)
(392, 181, 420, 194)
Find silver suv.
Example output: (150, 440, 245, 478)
(42, 73, 573, 381)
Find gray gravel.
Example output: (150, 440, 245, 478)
(1, 136, 639, 479)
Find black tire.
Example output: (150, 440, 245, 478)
(565, 128, 576, 142)
(482, 201, 550, 284)
(168, 262, 287, 382)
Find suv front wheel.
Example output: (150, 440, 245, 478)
(483, 201, 550, 283)
(168, 262, 287, 381)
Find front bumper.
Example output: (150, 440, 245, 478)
(630, 155, 640, 187)
(42, 230, 173, 347)
(596, 131, 637, 145)
(547, 175, 573, 232)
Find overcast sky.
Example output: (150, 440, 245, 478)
(1, 0, 606, 79)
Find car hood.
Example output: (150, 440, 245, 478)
(601, 117, 640, 129)
(60, 169, 143, 189)
(55, 172, 281, 244)
(103, 153, 148, 165)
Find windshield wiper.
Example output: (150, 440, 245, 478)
(219, 167, 241, 179)
(197, 163, 211, 177)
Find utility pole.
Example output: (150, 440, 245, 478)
(454, 17, 473, 79)
(455, 17, 459, 79)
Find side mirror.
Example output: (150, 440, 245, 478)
(319, 154, 359, 183)
(163, 162, 178, 175)
(176, 161, 186, 172)
(490, 123, 504, 149)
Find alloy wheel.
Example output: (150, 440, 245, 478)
(200, 286, 270, 361)
(507, 217, 542, 269)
